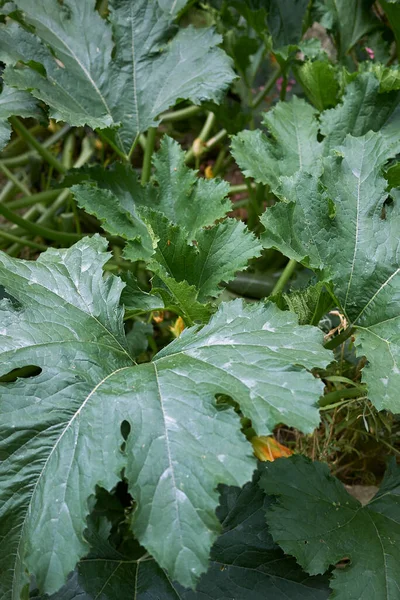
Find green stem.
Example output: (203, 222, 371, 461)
(0, 230, 47, 251)
(160, 105, 202, 122)
(0, 202, 83, 243)
(2, 124, 43, 156)
(7, 189, 61, 210)
(229, 183, 254, 194)
(1, 124, 71, 168)
(185, 111, 216, 164)
(0, 161, 31, 196)
(96, 130, 128, 161)
(251, 68, 281, 109)
(319, 385, 367, 408)
(270, 259, 297, 296)
(141, 127, 157, 185)
(9, 117, 67, 174)
(205, 128, 227, 150)
(62, 132, 76, 170)
(279, 72, 288, 102)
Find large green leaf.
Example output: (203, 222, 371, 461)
(260, 456, 400, 600)
(231, 97, 323, 192)
(1, 0, 234, 157)
(31, 474, 330, 600)
(232, 73, 400, 184)
(0, 85, 44, 150)
(266, 0, 310, 59)
(261, 131, 400, 412)
(0, 237, 331, 597)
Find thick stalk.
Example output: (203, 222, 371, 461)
(141, 127, 157, 185)
(324, 327, 355, 350)
(160, 105, 202, 122)
(270, 259, 297, 296)
(0, 202, 82, 243)
(319, 385, 367, 408)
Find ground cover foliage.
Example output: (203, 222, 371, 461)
(0, 1, 399, 598)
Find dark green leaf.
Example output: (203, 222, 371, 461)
(260, 456, 400, 600)
(1, 0, 234, 157)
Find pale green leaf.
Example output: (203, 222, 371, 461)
(260, 456, 400, 600)
(294, 59, 340, 111)
(0, 237, 331, 597)
(2, 0, 234, 157)
(320, 73, 400, 151)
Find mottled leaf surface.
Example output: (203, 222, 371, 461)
(260, 456, 400, 600)
(0, 237, 331, 598)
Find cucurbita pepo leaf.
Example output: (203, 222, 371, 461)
(0, 236, 332, 597)
(260, 456, 400, 600)
(1, 0, 235, 158)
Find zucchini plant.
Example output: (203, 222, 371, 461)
(0, 1, 399, 599)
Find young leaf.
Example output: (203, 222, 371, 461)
(0, 84, 44, 150)
(294, 58, 340, 111)
(1, 0, 235, 157)
(271, 281, 336, 326)
(0, 237, 331, 596)
(71, 136, 234, 263)
(261, 131, 400, 411)
(147, 213, 262, 301)
(260, 456, 400, 600)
